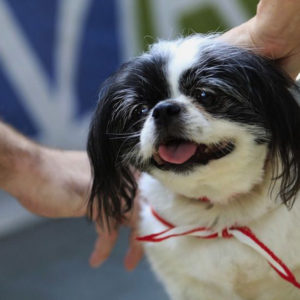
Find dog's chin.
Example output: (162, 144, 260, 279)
(150, 138, 235, 172)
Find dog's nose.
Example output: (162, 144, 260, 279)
(152, 102, 181, 125)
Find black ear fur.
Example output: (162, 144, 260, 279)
(240, 55, 300, 207)
(259, 74, 300, 207)
(227, 49, 300, 206)
(87, 73, 137, 224)
(87, 54, 170, 224)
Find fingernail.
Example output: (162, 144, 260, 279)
(89, 253, 102, 268)
(124, 251, 135, 271)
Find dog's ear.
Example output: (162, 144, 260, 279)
(87, 72, 137, 224)
(268, 81, 300, 207)
(248, 60, 300, 207)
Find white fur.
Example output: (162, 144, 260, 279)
(139, 172, 300, 300)
(137, 37, 300, 300)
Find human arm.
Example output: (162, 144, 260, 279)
(0, 121, 143, 270)
(0, 121, 89, 217)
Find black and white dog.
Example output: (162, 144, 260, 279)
(87, 35, 300, 300)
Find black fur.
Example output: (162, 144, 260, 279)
(87, 39, 300, 224)
(87, 55, 170, 223)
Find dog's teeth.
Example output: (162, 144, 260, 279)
(153, 153, 164, 165)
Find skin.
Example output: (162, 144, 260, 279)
(0, 123, 89, 219)
(0, 122, 142, 270)
(221, 0, 300, 79)
(0, 0, 299, 272)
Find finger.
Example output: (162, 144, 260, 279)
(89, 224, 119, 268)
(124, 227, 144, 271)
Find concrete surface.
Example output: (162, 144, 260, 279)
(0, 218, 168, 300)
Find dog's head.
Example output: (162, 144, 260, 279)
(87, 35, 300, 222)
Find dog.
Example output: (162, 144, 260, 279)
(87, 35, 300, 300)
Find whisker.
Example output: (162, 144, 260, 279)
(107, 132, 139, 136)
(109, 134, 140, 140)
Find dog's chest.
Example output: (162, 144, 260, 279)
(138, 178, 268, 287)
(138, 174, 300, 298)
(139, 209, 270, 289)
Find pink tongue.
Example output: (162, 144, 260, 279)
(158, 142, 197, 164)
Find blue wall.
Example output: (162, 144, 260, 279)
(0, 0, 120, 144)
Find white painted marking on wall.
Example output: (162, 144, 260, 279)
(0, 0, 92, 148)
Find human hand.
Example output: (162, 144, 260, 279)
(20, 147, 143, 270)
(24, 148, 143, 270)
(221, 0, 300, 79)
(89, 194, 143, 270)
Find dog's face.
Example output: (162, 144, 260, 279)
(88, 36, 300, 221)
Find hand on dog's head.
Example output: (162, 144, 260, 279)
(87, 35, 300, 224)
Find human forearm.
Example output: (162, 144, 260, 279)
(0, 121, 38, 193)
(0, 121, 89, 218)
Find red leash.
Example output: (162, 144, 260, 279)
(137, 204, 300, 289)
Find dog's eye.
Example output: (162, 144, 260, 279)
(195, 90, 214, 104)
(195, 90, 212, 101)
(133, 105, 149, 118)
(200, 91, 208, 98)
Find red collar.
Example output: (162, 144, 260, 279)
(199, 196, 210, 202)
(137, 204, 300, 289)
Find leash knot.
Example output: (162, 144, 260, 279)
(220, 228, 233, 238)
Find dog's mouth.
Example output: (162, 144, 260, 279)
(152, 139, 235, 170)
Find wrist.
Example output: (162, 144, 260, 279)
(19, 147, 89, 218)
(1, 139, 45, 210)
(15, 147, 89, 218)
